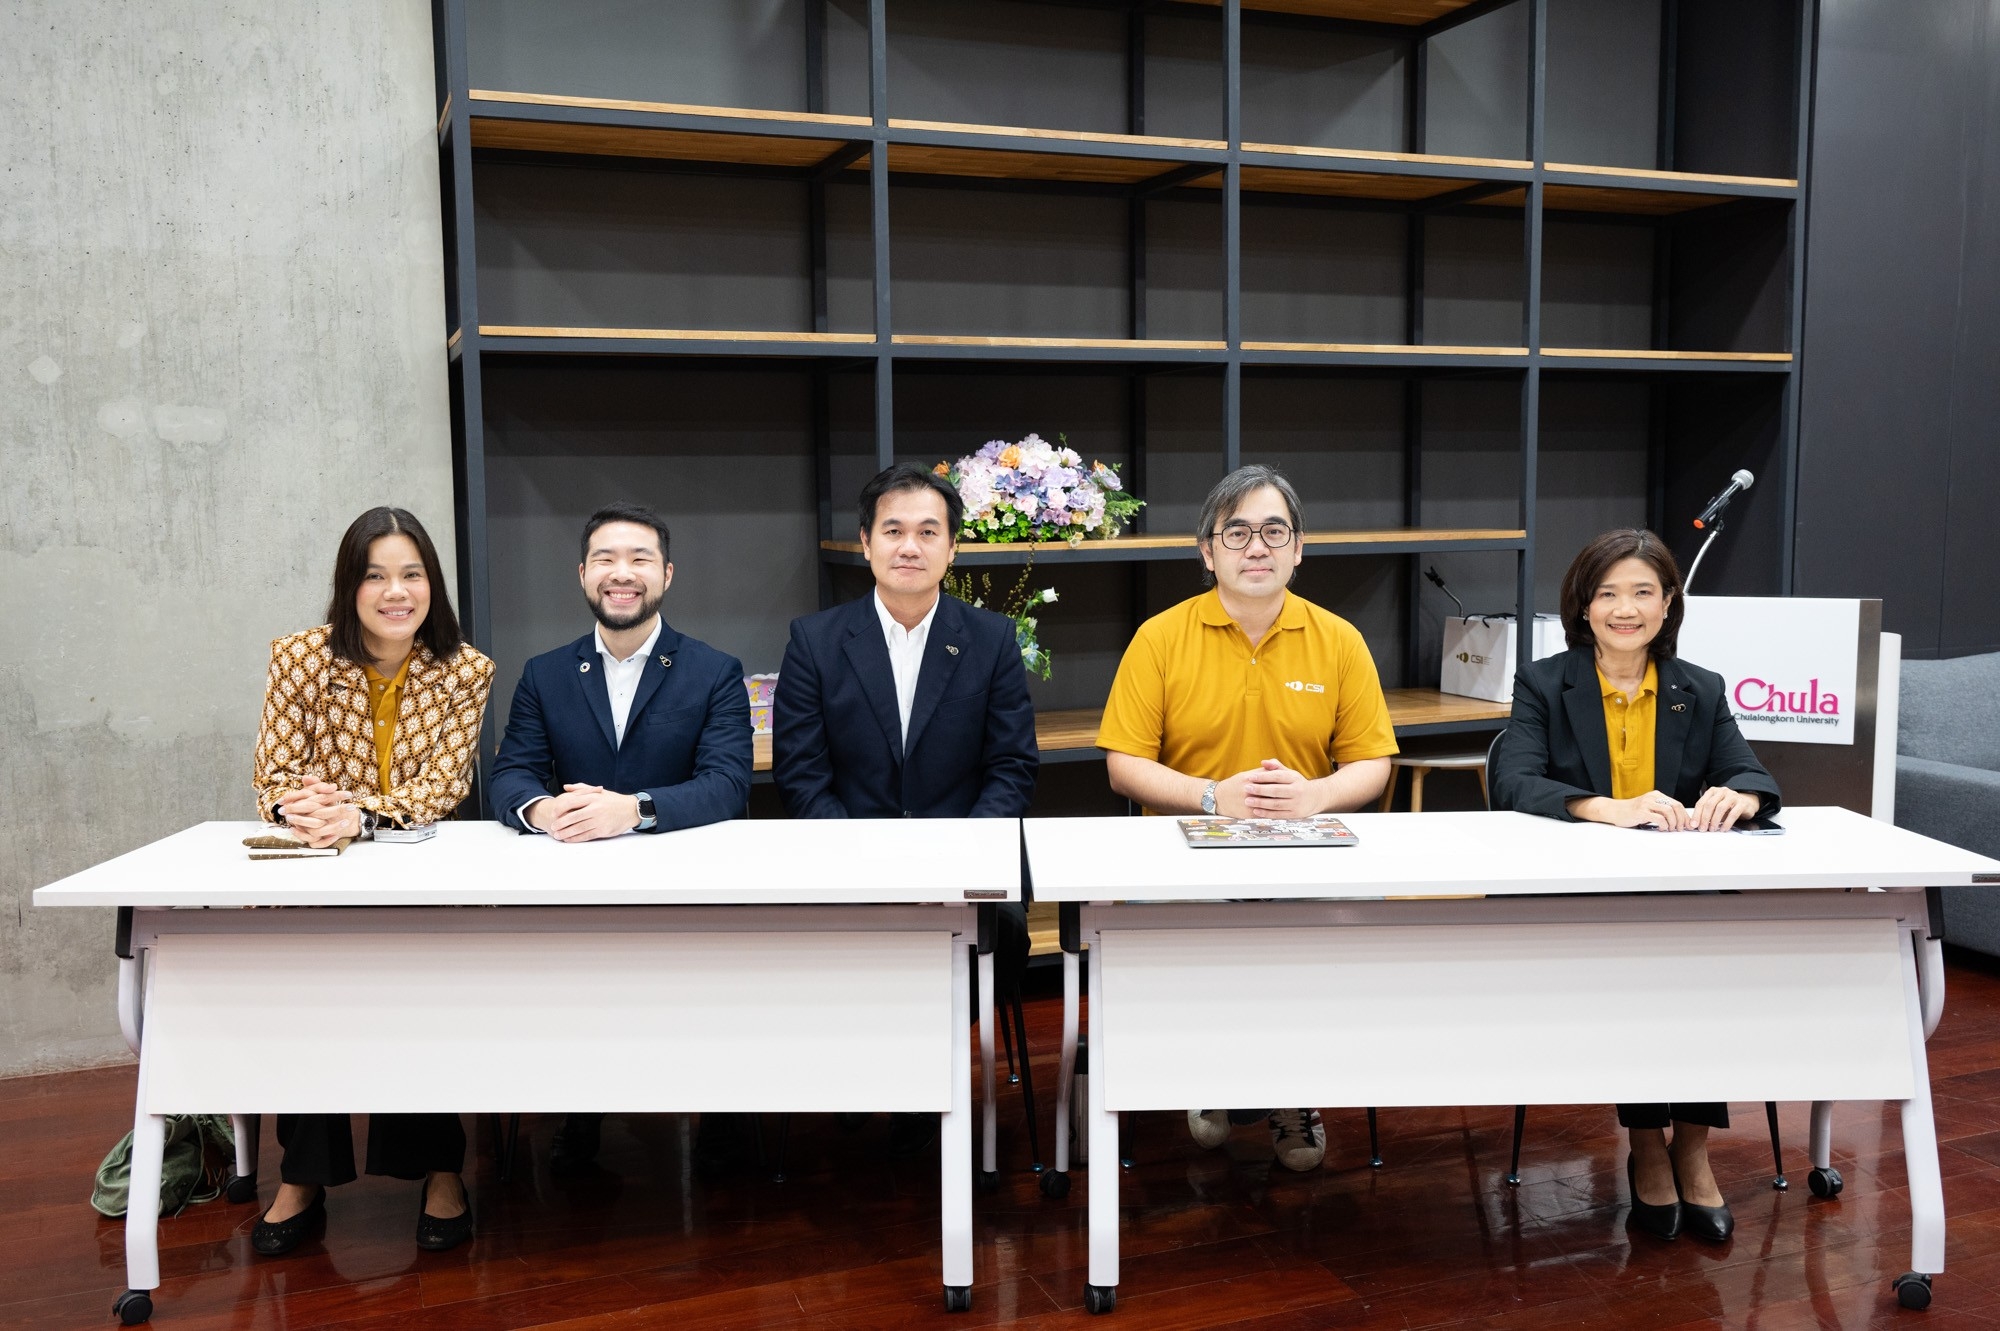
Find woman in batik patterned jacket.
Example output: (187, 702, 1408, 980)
(249, 506, 493, 1256)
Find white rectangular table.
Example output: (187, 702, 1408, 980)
(34, 818, 1023, 1322)
(1023, 806, 2000, 1315)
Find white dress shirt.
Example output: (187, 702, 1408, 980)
(874, 590, 939, 745)
(518, 617, 663, 831)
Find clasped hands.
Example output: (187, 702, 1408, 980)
(1584, 786, 1761, 832)
(274, 778, 365, 848)
(1214, 758, 1322, 820)
(527, 784, 643, 842)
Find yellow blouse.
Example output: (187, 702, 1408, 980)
(363, 655, 412, 796)
(1598, 660, 1658, 801)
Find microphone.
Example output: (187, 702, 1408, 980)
(1693, 469, 1754, 530)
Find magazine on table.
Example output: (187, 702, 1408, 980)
(1176, 816, 1358, 848)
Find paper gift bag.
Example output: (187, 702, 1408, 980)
(1440, 614, 1564, 702)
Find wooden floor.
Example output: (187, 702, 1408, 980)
(12, 958, 2000, 1330)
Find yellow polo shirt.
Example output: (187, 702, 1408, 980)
(363, 655, 411, 795)
(1098, 589, 1397, 802)
(1599, 660, 1658, 801)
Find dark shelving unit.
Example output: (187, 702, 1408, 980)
(433, 0, 1815, 805)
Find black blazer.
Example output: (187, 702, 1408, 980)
(488, 623, 752, 833)
(773, 593, 1038, 819)
(1489, 647, 1781, 822)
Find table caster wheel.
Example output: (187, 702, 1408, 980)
(1808, 1167, 1844, 1198)
(1085, 1283, 1117, 1314)
(112, 1290, 153, 1325)
(943, 1285, 972, 1312)
(224, 1171, 259, 1205)
(1893, 1272, 1932, 1310)
(1040, 1169, 1071, 1199)
(977, 1170, 1000, 1193)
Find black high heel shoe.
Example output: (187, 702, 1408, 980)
(1672, 1159, 1735, 1243)
(1626, 1153, 1681, 1241)
(416, 1177, 474, 1253)
(251, 1187, 326, 1256)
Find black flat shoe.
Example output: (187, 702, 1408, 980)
(1673, 1162, 1735, 1243)
(1626, 1153, 1681, 1241)
(550, 1113, 602, 1172)
(251, 1187, 325, 1256)
(416, 1183, 473, 1253)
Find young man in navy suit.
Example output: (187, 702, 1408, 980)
(489, 501, 752, 1166)
(774, 466, 1038, 1149)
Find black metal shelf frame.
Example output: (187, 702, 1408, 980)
(433, 0, 1817, 800)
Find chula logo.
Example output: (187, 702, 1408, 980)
(1734, 677, 1841, 716)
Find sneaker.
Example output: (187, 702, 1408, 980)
(1269, 1108, 1326, 1172)
(1187, 1109, 1231, 1149)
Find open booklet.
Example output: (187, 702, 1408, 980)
(242, 833, 351, 860)
(1177, 816, 1358, 848)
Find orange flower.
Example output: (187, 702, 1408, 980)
(999, 445, 1022, 468)
(933, 461, 950, 476)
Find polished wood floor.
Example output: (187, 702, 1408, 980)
(11, 956, 2000, 1329)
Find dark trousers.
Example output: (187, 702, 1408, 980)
(1616, 1102, 1730, 1131)
(276, 1113, 466, 1186)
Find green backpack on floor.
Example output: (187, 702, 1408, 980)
(90, 1114, 236, 1219)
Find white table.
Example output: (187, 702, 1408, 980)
(34, 818, 1022, 1324)
(1023, 806, 2000, 1315)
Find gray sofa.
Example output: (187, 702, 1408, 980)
(1897, 652, 2000, 954)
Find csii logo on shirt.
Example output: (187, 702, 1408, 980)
(1284, 680, 1326, 694)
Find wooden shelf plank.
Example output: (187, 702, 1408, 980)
(471, 116, 846, 169)
(887, 118, 1225, 152)
(891, 334, 1226, 351)
(876, 143, 1213, 186)
(470, 89, 870, 127)
(1543, 161, 1798, 190)
(820, 529, 1525, 559)
(1241, 142, 1532, 171)
(1541, 348, 1793, 362)
(479, 326, 876, 345)
(1234, 166, 1486, 202)
(1243, 341, 1527, 356)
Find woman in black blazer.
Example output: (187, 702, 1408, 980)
(1490, 529, 1780, 1245)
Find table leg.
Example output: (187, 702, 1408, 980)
(123, 1110, 166, 1296)
(1085, 935, 1117, 1312)
(979, 948, 998, 1185)
(116, 956, 141, 1057)
(1918, 933, 1946, 1039)
(227, 1115, 262, 1203)
(1898, 930, 1945, 1302)
(942, 938, 974, 1310)
(1057, 949, 1079, 1175)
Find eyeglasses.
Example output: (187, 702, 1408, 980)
(1209, 522, 1295, 551)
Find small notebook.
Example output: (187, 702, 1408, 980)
(242, 833, 352, 860)
(1177, 816, 1358, 848)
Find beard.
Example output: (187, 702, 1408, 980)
(587, 583, 665, 631)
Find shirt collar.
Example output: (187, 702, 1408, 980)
(364, 653, 414, 689)
(874, 588, 940, 643)
(1598, 659, 1659, 700)
(595, 616, 663, 666)
(1195, 587, 1306, 632)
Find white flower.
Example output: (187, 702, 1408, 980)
(1041, 588, 1059, 604)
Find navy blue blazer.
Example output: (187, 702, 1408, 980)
(1490, 647, 1781, 822)
(488, 622, 752, 833)
(773, 593, 1038, 819)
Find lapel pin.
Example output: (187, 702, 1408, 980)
(579, 662, 590, 673)
(1671, 702, 1687, 712)
(660, 656, 672, 668)
(945, 644, 959, 656)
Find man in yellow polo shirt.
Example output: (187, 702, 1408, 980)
(1098, 463, 1398, 1172)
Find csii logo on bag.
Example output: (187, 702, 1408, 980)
(1455, 651, 1490, 664)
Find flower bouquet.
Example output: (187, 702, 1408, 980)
(935, 433, 1143, 545)
(946, 567, 1060, 681)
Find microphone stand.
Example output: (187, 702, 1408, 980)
(1684, 515, 1724, 593)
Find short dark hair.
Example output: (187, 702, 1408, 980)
(1194, 464, 1306, 587)
(1559, 528, 1685, 658)
(859, 463, 963, 538)
(581, 502, 670, 564)
(325, 507, 463, 667)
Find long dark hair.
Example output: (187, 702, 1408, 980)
(325, 507, 463, 667)
(1558, 528, 1685, 658)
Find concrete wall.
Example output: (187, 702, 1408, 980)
(0, 1, 452, 1076)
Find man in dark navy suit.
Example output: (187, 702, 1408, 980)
(775, 464, 1038, 1154)
(773, 463, 1037, 822)
(489, 501, 752, 1165)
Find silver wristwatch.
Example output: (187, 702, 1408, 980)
(1201, 780, 1218, 815)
